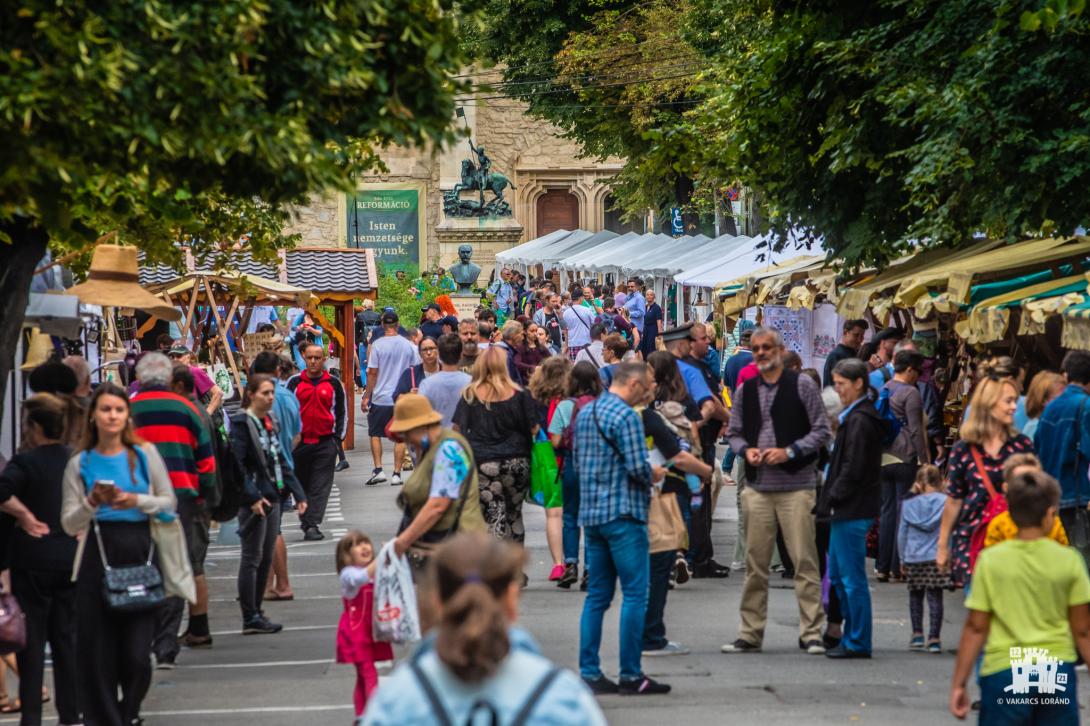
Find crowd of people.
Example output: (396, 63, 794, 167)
(6, 265, 1090, 724)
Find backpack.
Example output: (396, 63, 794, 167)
(409, 657, 562, 726)
(873, 386, 903, 447)
(968, 446, 1007, 572)
(559, 394, 596, 453)
(594, 312, 617, 335)
(210, 423, 245, 522)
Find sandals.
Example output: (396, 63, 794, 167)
(263, 591, 294, 601)
(0, 695, 19, 714)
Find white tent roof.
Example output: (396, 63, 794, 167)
(619, 234, 711, 277)
(674, 231, 825, 287)
(495, 229, 575, 265)
(554, 232, 651, 272)
(535, 229, 615, 267)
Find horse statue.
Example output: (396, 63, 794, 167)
(444, 157, 516, 217)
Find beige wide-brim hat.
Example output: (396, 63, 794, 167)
(67, 244, 181, 321)
(388, 393, 442, 433)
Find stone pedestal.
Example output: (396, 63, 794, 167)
(450, 294, 480, 320)
(436, 215, 524, 286)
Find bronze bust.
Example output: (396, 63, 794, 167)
(449, 244, 481, 293)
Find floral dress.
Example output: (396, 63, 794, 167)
(946, 434, 1034, 588)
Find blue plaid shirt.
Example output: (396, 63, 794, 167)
(574, 392, 653, 527)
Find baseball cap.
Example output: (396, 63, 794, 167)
(422, 302, 441, 313)
(381, 310, 399, 325)
(168, 345, 190, 357)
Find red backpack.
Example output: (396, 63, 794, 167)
(968, 446, 1007, 572)
(559, 394, 597, 453)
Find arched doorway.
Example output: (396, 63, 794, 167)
(536, 190, 579, 236)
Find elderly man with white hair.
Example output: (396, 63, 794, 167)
(131, 352, 217, 668)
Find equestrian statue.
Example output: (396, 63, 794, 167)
(443, 139, 515, 217)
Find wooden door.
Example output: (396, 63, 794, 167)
(536, 190, 579, 236)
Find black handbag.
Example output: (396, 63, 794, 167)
(94, 521, 165, 613)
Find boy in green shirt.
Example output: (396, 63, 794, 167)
(950, 468, 1090, 723)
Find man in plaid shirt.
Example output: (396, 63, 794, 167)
(575, 360, 670, 696)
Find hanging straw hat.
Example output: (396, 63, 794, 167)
(20, 327, 55, 371)
(387, 393, 442, 433)
(67, 245, 181, 321)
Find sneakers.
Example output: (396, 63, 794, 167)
(335, 460, 350, 472)
(674, 554, 691, 585)
(927, 640, 942, 654)
(390, 472, 403, 486)
(730, 560, 746, 573)
(242, 616, 283, 635)
(548, 564, 566, 581)
(303, 527, 324, 541)
(692, 560, 730, 579)
(582, 675, 619, 695)
(618, 675, 671, 695)
(557, 563, 578, 589)
(799, 638, 826, 655)
(721, 638, 761, 654)
(364, 468, 387, 486)
(825, 645, 871, 659)
(643, 641, 690, 657)
(580, 568, 589, 591)
(154, 654, 176, 670)
(910, 634, 925, 650)
(178, 632, 213, 649)
(822, 630, 842, 650)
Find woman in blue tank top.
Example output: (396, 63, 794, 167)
(61, 383, 175, 726)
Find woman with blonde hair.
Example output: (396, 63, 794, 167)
(363, 534, 605, 725)
(937, 373, 1034, 590)
(1020, 370, 1065, 439)
(528, 356, 572, 581)
(453, 348, 540, 552)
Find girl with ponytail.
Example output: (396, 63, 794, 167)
(362, 533, 606, 726)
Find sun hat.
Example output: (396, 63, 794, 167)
(67, 245, 181, 321)
(387, 393, 442, 433)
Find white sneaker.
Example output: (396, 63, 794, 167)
(643, 641, 690, 657)
(390, 472, 403, 486)
(364, 469, 387, 486)
(730, 561, 746, 572)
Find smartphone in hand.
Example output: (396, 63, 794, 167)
(92, 479, 118, 503)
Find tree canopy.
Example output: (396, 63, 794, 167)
(474, 0, 1090, 267)
(0, 0, 478, 396)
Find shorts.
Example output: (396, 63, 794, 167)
(367, 404, 396, 440)
(178, 496, 211, 576)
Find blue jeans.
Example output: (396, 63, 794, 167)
(561, 462, 581, 564)
(642, 549, 676, 651)
(828, 518, 872, 654)
(579, 517, 650, 681)
(979, 661, 1078, 725)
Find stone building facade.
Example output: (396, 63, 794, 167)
(283, 77, 633, 280)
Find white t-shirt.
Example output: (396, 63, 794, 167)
(246, 306, 280, 333)
(562, 305, 596, 348)
(367, 334, 421, 406)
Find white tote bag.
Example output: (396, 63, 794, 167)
(372, 541, 421, 644)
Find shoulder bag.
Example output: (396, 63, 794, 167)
(967, 446, 1008, 572)
(0, 590, 26, 655)
(95, 520, 165, 613)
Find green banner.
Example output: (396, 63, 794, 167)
(347, 189, 420, 271)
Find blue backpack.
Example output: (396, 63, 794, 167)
(874, 386, 903, 446)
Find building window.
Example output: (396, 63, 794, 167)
(536, 190, 580, 236)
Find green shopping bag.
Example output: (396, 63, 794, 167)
(529, 434, 562, 508)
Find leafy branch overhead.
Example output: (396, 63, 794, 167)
(0, 0, 480, 262)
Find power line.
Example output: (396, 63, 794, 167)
(467, 69, 702, 102)
(451, 37, 693, 80)
(475, 53, 701, 92)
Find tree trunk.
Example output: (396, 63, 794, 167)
(0, 218, 50, 410)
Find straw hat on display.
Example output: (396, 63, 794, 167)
(67, 244, 181, 321)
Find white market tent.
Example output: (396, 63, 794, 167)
(554, 231, 651, 273)
(538, 229, 618, 268)
(618, 234, 710, 277)
(495, 228, 577, 267)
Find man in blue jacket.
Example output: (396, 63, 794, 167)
(1035, 350, 1090, 566)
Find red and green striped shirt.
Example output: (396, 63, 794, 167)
(131, 388, 216, 499)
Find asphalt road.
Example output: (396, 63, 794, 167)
(14, 430, 1090, 724)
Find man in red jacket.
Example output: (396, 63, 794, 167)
(287, 343, 346, 541)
